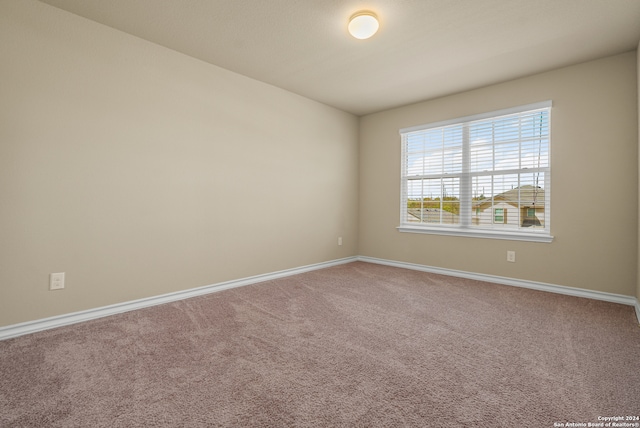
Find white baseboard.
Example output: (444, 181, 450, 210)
(358, 256, 640, 324)
(2, 254, 638, 341)
(0, 257, 358, 341)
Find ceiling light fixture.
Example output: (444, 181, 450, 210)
(348, 12, 379, 40)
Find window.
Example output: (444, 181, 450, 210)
(399, 101, 552, 242)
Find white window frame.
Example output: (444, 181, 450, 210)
(398, 101, 553, 243)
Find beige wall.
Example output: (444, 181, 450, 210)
(0, 1, 359, 327)
(638, 40, 640, 304)
(359, 51, 638, 296)
(1, 1, 638, 329)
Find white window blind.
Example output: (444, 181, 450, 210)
(399, 101, 552, 242)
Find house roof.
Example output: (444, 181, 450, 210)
(37, 0, 640, 116)
(408, 208, 459, 224)
(474, 185, 545, 210)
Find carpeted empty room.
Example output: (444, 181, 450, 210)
(1, 262, 639, 427)
(3, 1, 640, 427)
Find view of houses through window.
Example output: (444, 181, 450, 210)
(401, 102, 550, 235)
(405, 182, 545, 228)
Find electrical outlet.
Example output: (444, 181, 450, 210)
(338, 236, 343, 246)
(507, 251, 516, 263)
(50, 272, 65, 290)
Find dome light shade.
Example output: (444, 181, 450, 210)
(348, 12, 379, 39)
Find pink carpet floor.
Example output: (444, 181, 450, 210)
(1, 261, 639, 427)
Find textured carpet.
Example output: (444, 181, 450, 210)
(1, 261, 639, 427)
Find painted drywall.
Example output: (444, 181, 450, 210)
(359, 51, 638, 296)
(638, 40, 640, 304)
(0, 1, 359, 327)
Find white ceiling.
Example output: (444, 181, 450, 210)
(38, 0, 640, 116)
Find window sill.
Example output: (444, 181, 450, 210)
(397, 225, 554, 243)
